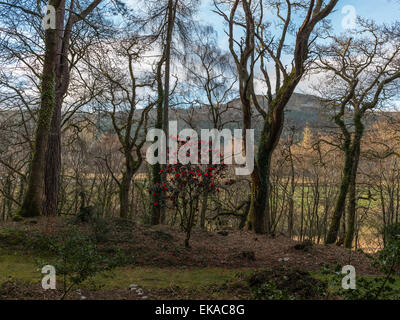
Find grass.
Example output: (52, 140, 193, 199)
(0, 249, 40, 284)
(92, 267, 254, 290)
(314, 271, 400, 299)
(2, 248, 400, 299)
(0, 248, 253, 291)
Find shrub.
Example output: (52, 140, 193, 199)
(37, 227, 126, 299)
(322, 259, 400, 300)
(149, 138, 228, 247)
(247, 267, 327, 300)
(89, 217, 111, 243)
(251, 280, 290, 300)
(11, 214, 23, 222)
(0, 228, 26, 246)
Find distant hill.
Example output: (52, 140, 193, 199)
(95, 93, 330, 142)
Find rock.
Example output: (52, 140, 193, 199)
(80, 296, 87, 300)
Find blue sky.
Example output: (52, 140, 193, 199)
(196, 0, 400, 49)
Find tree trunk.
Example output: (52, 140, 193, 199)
(249, 74, 299, 234)
(159, 0, 177, 224)
(288, 145, 295, 238)
(119, 171, 133, 219)
(44, 0, 103, 217)
(325, 150, 352, 244)
(44, 0, 68, 217)
(344, 115, 363, 248)
(20, 0, 61, 217)
(200, 191, 208, 229)
(151, 56, 165, 225)
(44, 94, 62, 216)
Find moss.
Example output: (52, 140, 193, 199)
(19, 196, 41, 218)
(91, 267, 253, 290)
(0, 228, 26, 246)
(313, 270, 400, 300)
(0, 251, 40, 285)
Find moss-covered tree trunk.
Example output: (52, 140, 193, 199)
(344, 114, 364, 248)
(44, 0, 66, 217)
(119, 170, 133, 219)
(199, 191, 208, 229)
(44, 0, 103, 217)
(325, 148, 353, 244)
(248, 73, 299, 234)
(20, 0, 61, 217)
(151, 55, 165, 225)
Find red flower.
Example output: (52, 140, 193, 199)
(153, 202, 158, 206)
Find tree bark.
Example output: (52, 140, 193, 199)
(325, 148, 352, 244)
(159, 0, 177, 224)
(344, 114, 363, 248)
(20, 0, 61, 217)
(44, 0, 103, 217)
(200, 191, 208, 229)
(119, 171, 133, 219)
(151, 54, 165, 225)
(249, 73, 300, 234)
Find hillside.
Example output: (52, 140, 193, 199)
(0, 218, 378, 300)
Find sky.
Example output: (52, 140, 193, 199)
(196, 0, 400, 50)
(123, 0, 400, 100)
(194, 0, 400, 94)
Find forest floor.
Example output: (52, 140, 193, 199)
(0, 217, 387, 300)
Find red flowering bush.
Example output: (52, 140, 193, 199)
(149, 139, 228, 247)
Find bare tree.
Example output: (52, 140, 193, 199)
(90, 37, 157, 218)
(314, 19, 400, 247)
(215, 0, 339, 234)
